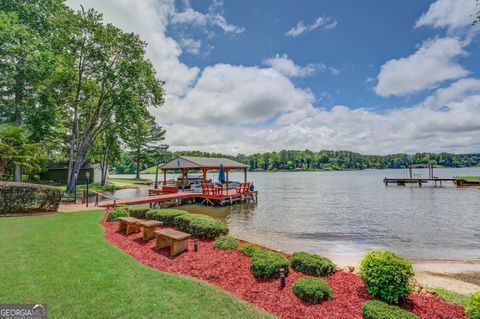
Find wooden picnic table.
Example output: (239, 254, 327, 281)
(154, 229, 191, 257)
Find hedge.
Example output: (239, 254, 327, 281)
(214, 236, 239, 250)
(128, 207, 150, 219)
(240, 243, 262, 256)
(467, 292, 480, 319)
(359, 250, 414, 305)
(293, 276, 333, 304)
(174, 213, 228, 239)
(0, 182, 62, 214)
(146, 209, 188, 226)
(106, 208, 128, 222)
(250, 250, 290, 279)
(362, 300, 419, 319)
(290, 252, 336, 276)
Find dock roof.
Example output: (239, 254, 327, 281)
(161, 156, 248, 170)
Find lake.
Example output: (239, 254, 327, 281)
(110, 168, 480, 264)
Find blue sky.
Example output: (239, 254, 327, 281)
(67, 0, 480, 154)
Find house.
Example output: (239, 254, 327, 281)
(40, 162, 102, 184)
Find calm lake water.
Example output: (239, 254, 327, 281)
(110, 168, 480, 264)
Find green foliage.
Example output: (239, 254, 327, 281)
(0, 182, 62, 213)
(128, 207, 150, 219)
(145, 209, 188, 226)
(240, 244, 262, 256)
(214, 236, 239, 250)
(174, 214, 228, 239)
(467, 292, 480, 319)
(250, 250, 289, 279)
(362, 300, 419, 319)
(106, 208, 128, 222)
(290, 252, 336, 276)
(292, 276, 333, 304)
(359, 250, 414, 305)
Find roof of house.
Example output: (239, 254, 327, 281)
(46, 162, 101, 170)
(161, 156, 248, 170)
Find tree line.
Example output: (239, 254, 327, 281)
(113, 150, 480, 174)
(0, 0, 166, 191)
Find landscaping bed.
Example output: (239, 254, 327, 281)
(103, 217, 465, 319)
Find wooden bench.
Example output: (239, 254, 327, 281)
(154, 229, 191, 257)
(117, 217, 163, 240)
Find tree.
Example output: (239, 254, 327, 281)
(0, 123, 41, 180)
(54, 7, 164, 192)
(89, 123, 121, 185)
(0, 1, 64, 181)
(123, 117, 167, 179)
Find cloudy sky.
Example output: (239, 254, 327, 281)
(66, 0, 480, 155)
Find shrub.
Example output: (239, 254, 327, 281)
(146, 209, 188, 226)
(290, 251, 336, 276)
(359, 250, 414, 305)
(128, 207, 150, 219)
(174, 213, 228, 239)
(106, 208, 128, 222)
(0, 182, 62, 214)
(240, 243, 262, 256)
(362, 300, 419, 319)
(293, 276, 333, 304)
(467, 292, 480, 319)
(250, 250, 290, 279)
(214, 236, 239, 250)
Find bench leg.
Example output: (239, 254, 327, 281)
(126, 223, 141, 235)
(118, 221, 127, 233)
(143, 226, 156, 240)
(171, 239, 189, 257)
(156, 237, 171, 250)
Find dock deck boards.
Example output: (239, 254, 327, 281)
(98, 190, 258, 208)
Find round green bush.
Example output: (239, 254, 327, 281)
(290, 251, 336, 276)
(292, 276, 333, 304)
(174, 213, 228, 239)
(467, 291, 480, 319)
(106, 208, 128, 221)
(250, 250, 289, 279)
(240, 243, 262, 256)
(214, 236, 239, 250)
(362, 300, 419, 319)
(359, 250, 414, 305)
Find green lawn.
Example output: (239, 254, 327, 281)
(108, 177, 153, 186)
(430, 287, 472, 307)
(455, 176, 480, 182)
(0, 211, 274, 319)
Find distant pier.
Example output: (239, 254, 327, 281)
(383, 177, 458, 187)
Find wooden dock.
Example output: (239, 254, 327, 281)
(383, 177, 458, 187)
(98, 190, 258, 209)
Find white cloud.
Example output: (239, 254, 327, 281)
(374, 38, 468, 97)
(157, 64, 315, 125)
(416, 0, 478, 33)
(263, 54, 318, 77)
(179, 38, 202, 55)
(286, 15, 337, 37)
(171, 0, 244, 34)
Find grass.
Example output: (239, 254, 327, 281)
(430, 287, 471, 307)
(455, 176, 480, 182)
(0, 210, 275, 319)
(141, 164, 165, 174)
(108, 177, 153, 186)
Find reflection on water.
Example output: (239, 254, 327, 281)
(110, 167, 480, 263)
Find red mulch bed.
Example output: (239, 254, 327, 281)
(102, 219, 465, 319)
